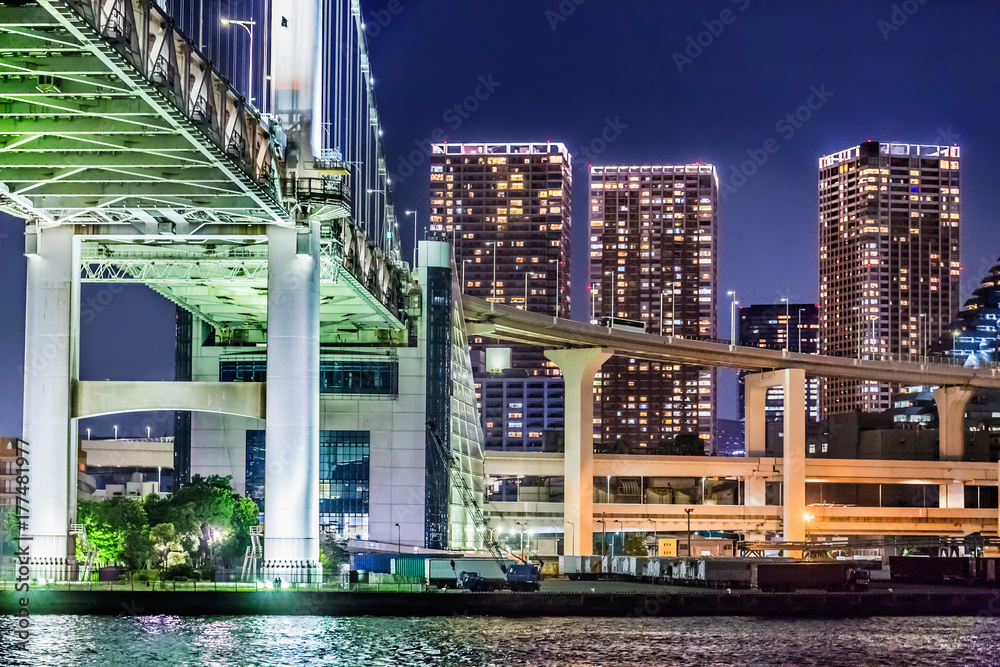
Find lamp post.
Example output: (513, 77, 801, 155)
(803, 513, 814, 543)
(515, 522, 525, 560)
(220, 18, 255, 106)
(607, 474, 611, 503)
(405, 210, 418, 269)
(659, 290, 671, 336)
(565, 521, 574, 557)
(548, 259, 561, 317)
(146, 425, 151, 439)
(727, 291, 738, 344)
(613, 519, 622, 558)
(485, 241, 497, 302)
(780, 298, 789, 350)
(523, 271, 529, 311)
(600, 512, 607, 556)
(591, 284, 598, 323)
(86, 427, 91, 441)
(646, 517, 656, 550)
(952, 330, 959, 353)
(462, 259, 472, 290)
(684, 507, 693, 557)
(113, 425, 118, 440)
(797, 308, 805, 353)
(918, 313, 927, 358)
(394, 522, 400, 553)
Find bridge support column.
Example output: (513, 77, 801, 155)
(22, 224, 79, 579)
(745, 369, 806, 543)
(934, 385, 974, 462)
(263, 222, 321, 581)
(544, 348, 613, 557)
(743, 373, 769, 457)
(745, 477, 766, 506)
(781, 368, 807, 544)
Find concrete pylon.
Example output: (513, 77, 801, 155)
(263, 222, 321, 579)
(933, 385, 974, 461)
(544, 348, 613, 557)
(744, 369, 806, 542)
(22, 224, 79, 579)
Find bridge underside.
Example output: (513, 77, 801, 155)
(0, 1, 285, 226)
(4, 0, 410, 580)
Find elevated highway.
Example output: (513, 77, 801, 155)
(463, 297, 1000, 551)
(462, 295, 1000, 387)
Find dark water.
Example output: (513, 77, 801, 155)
(1, 616, 1000, 666)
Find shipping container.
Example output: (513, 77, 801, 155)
(426, 557, 507, 588)
(756, 562, 867, 592)
(889, 557, 973, 584)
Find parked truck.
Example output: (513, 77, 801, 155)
(426, 422, 542, 592)
(756, 562, 870, 592)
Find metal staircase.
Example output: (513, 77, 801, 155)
(69, 523, 97, 581)
(241, 526, 263, 581)
(425, 422, 542, 568)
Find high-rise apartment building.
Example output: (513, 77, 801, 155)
(430, 142, 572, 450)
(589, 164, 718, 449)
(818, 141, 961, 417)
(738, 303, 820, 423)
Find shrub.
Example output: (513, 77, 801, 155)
(163, 563, 199, 581)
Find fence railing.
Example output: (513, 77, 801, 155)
(0, 579, 427, 593)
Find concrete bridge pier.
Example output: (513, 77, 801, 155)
(934, 386, 974, 510)
(262, 222, 322, 581)
(744, 369, 806, 544)
(544, 348, 613, 557)
(22, 224, 79, 579)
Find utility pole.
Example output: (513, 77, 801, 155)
(684, 508, 693, 557)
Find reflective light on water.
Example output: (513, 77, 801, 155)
(1, 615, 999, 666)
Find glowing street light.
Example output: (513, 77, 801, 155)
(405, 210, 418, 269)
(727, 290, 738, 344)
(220, 17, 256, 106)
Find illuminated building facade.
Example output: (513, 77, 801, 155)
(818, 141, 961, 417)
(738, 303, 820, 423)
(589, 164, 718, 449)
(430, 142, 572, 450)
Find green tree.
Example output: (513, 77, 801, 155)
(221, 497, 260, 565)
(76, 497, 150, 571)
(320, 533, 350, 573)
(622, 533, 649, 556)
(149, 523, 185, 571)
(0, 505, 20, 576)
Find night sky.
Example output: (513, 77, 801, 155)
(2, 0, 999, 435)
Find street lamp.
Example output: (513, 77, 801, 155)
(405, 210, 418, 269)
(780, 298, 789, 351)
(484, 241, 498, 302)
(394, 522, 400, 553)
(727, 290, 738, 344)
(86, 427, 91, 441)
(659, 290, 672, 336)
(462, 259, 472, 290)
(220, 17, 256, 106)
(684, 507, 694, 557)
(591, 284, 599, 323)
(523, 270, 529, 311)
(918, 313, 927, 358)
(952, 330, 959, 353)
(803, 513, 814, 541)
(113, 425, 118, 440)
(146, 425, 151, 439)
(646, 517, 656, 549)
(548, 259, 561, 317)
(606, 474, 611, 503)
(613, 519, 622, 558)
(565, 521, 574, 557)
(797, 308, 805, 353)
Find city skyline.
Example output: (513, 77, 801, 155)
(2, 2, 1000, 435)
